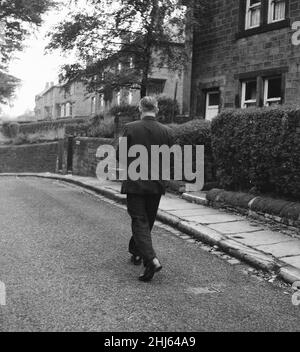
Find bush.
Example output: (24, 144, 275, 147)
(109, 104, 139, 120)
(169, 119, 216, 183)
(157, 95, 180, 123)
(65, 121, 90, 136)
(211, 106, 300, 199)
(2, 121, 20, 138)
(171, 119, 211, 149)
(87, 119, 115, 138)
(19, 118, 87, 135)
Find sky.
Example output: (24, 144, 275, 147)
(1, 3, 74, 118)
(0, 0, 183, 119)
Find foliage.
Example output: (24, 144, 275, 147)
(0, 71, 20, 104)
(0, 0, 55, 103)
(211, 106, 300, 199)
(171, 119, 211, 148)
(169, 119, 216, 183)
(87, 118, 115, 138)
(157, 95, 179, 123)
(47, 0, 207, 98)
(0, 0, 56, 67)
(109, 103, 139, 119)
(2, 121, 20, 138)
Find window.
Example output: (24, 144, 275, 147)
(91, 96, 96, 114)
(100, 94, 105, 109)
(268, 0, 286, 23)
(128, 90, 133, 105)
(239, 0, 289, 37)
(245, 0, 261, 29)
(116, 91, 121, 106)
(61, 104, 66, 117)
(238, 70, 285, 109)
(241, 80, 257, 108)
(264, 76, 282, 106)
(147, 79, 166, 96)
(129, 57, 134, 69)
(66, 102, 71, 117)
(205, 91, 220, 121)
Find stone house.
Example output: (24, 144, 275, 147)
(188, 0, 300, 120)
(35, 81, 97, 121)
(35, 47, 188, 120)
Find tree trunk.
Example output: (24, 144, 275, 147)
(140, 48, 151, 98)
(140, 83, 147, 98)
(140, 0, 158, 99)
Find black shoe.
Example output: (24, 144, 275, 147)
(131, 255, 142, 266)
(139, 259, 162, 282)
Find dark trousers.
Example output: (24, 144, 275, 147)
(126, 194, 162, 265)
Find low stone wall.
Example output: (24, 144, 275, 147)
(0, 142, 59, 173)
(207, 188, 300, 229)
(72, 137, 114, 177)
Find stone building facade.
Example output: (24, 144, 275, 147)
(35, 54, 186, 121)
(190, 0, 300, 119)
(35, 81, 98, 121)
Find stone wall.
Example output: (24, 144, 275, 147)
(0, 142, 59, 173)
(72, 137, 115, 177)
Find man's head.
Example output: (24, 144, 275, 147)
(139, 96, 159, 117)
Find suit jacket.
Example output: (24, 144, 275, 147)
(117, 116, 174, 195)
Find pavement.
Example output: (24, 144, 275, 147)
(1, 172, 300, 285)
(1, 176, 300, 332)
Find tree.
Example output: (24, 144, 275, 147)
(0, 0, 56, 68)
(47, 0, 207, 99)
(0, 0, 56, 105)
(0, 70, 20, 104)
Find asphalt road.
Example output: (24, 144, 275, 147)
(0, 176, 299, 332)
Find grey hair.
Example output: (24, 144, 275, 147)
(139, 96, 158, 112)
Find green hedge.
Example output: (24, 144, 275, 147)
(211, 106, 300, 199)
(109, 104, 139, 119)
(19, 118, 88, 135)
(170, 119, 216, 183)
(109, 97, 180, 124)
(157, 96, 180, 123)
(86, 118, 115, 138)
(2, 122, 20, 138)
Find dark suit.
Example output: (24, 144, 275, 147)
(118, 116, 173, 264)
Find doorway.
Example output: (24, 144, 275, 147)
(205, 90, 220, 121)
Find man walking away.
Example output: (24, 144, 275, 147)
(118, 96, 174, 282)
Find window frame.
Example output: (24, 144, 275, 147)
(116, 91, 121, 106)
(128, 90, 133, 105)
(129, 57, 134, 69)
(268, 0, 286, 24)
(100, 94, 105, 109)
(236, 68, 286, 108)
(263, 76, 282, 106)
(245, 0, 262, 30)
(241, 80, 258, 108)
(237, 0, 289, 39)
(91, 96, 96, 114)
